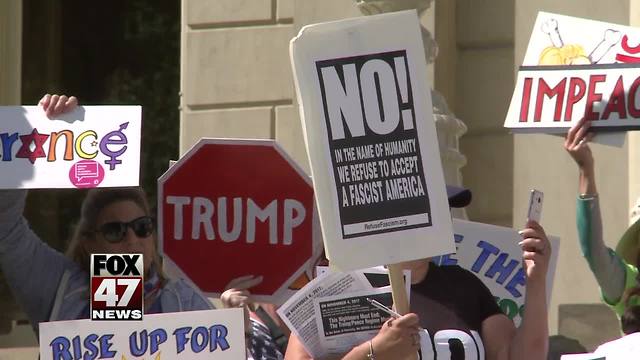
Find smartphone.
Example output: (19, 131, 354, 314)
(527, 189, 544, 223)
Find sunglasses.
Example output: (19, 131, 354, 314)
(95, 216, 155, 243)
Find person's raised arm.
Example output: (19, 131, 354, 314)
(481, 220, 550, 360)
(0, 94, 80, 329)
(565, 116, 597, 196)
(510, 220, 550, 360)
(564, 117, 627, 305)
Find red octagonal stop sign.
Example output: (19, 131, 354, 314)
(158, 139, 318, 304)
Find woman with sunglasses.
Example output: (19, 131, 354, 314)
(0, 95, 212, 335)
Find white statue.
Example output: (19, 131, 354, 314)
(355, 0, 469, 219)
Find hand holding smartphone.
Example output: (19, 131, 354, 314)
(527, 189, 544, 223)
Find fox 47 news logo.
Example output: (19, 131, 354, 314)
(90, 254, 143, 320)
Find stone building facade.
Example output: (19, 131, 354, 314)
(178, 0, 640, 350)
(1, 0, 640, 357)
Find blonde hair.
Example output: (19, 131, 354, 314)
(65, 187, 167, 286)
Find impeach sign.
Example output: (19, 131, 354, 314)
(505, 12, 640, 133)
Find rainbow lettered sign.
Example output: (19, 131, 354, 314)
(0, 106, 141, 189)
(505, 12, 640, 133)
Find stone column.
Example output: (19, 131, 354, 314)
(0, 0, 22, 105)
(0, 0, 22, 337)
(180, 0, 296, 156)
(355, 0, 469, 219)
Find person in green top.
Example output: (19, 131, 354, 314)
(564, 117, 640, 317)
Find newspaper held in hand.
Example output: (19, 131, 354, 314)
(277, 267, 411, 359)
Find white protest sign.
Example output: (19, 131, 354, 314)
(432, 219, 559, 327)
(560, 355, 605, 360)
(291, 10, 454, 271)
(39, 309, 245, 360)
(0, 106, 141, 189)
(589, 332, 640, 359)
(505, 12, 640, 133)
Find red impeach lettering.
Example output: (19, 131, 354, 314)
(616, 35, 640, 63)
(628, 76, 640, 117)
(621, 35, 640, 54)
(519, 78, 533, 122)
(523, 73, 640, 123)
(584, 75, 606, 120)
(602, 76, 627, 120)
(534, 78, 566, 122)
(615, 53, 640, 63)
(564, 77, 586, 121)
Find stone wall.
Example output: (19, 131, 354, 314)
(452, 0, 515, 227)
(180, 0, 309, 171)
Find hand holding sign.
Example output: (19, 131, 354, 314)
(564, 118, 598, 197)
(220, 275, 264, 330)
(39, 93, 78, 118)
(564, 117, 595, 170)
(370, 313, 421, 360)
(221, 275, 264, 307)
(220, 275, 263, 329)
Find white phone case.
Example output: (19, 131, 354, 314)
(527, 189, 544, 222)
